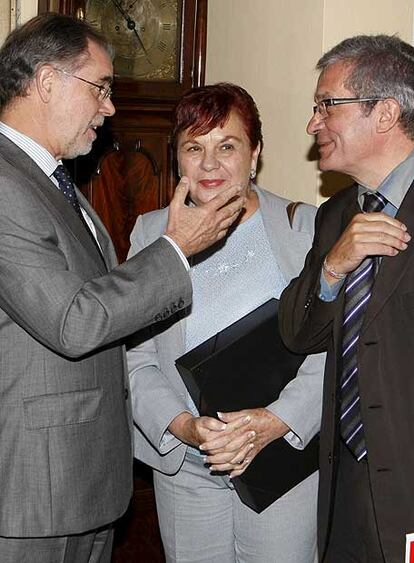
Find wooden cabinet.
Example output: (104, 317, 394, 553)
(72, 106, 177, 261)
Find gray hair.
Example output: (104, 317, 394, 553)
(317, 34, 414, 139)
(0, 12, 112, 110)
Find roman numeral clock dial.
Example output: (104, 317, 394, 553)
(85, 0, 180, 81)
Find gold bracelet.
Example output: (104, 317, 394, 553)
(322, 257, 346, 280)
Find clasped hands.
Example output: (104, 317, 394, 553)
(323, 211, 411, 285)
(169, 408, 290, 478)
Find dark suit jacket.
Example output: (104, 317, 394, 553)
(0, 132, 191, 537)
(279, 182, 414, 562)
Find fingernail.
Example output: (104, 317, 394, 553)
(199, 444, 205, 451)
(248, 431, 256, 438)
(248, 443, 254, 450)
(243, 416, 251, 424)
(217, 411, 223, 419)
(244, 458, 251, 465)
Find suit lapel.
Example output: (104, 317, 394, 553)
(34, 173, 108, 273)
(257, 189, 286, 274)
(341, 187, 361, 232)
(0, 134, 107, 273)
(363, 179, 414, 331)
(327, 187, 360, 356)
(257, 188, 310, 281)
(76, 189, 116, 270)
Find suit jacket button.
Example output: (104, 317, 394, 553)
(124, 388, 129, 400)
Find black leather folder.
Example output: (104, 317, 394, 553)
(175, 298, 319, 513)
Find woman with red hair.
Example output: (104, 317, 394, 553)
(128, 83, 324, 562)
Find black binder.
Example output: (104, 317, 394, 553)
(175, 298, 319, 513)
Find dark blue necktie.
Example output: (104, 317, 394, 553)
(340, 191, 387, 460)
(53, 164, 82, 217)
(52, 164, 104, 261)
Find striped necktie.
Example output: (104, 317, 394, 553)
(340, 191, 387, 461)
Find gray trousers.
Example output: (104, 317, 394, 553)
(154, 452, 318, 563)
(0, 525, 113, 563)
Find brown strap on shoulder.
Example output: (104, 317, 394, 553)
(286, 201, 303, 228)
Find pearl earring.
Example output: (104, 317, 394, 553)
(249, 168, 256, 180)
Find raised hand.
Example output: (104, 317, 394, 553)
(165, 177, 245, 257)
(323, 211, 410, 285)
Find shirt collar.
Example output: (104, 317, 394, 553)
(358, 148, 414, 209)
(0, 121, 60, 179)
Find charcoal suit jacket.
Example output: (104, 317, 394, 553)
(0, 132, 191, 537)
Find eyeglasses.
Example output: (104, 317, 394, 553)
(313, 97, 384, 118)
(54, 68, 113, 102)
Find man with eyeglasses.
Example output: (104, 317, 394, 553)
(280, 35, 414, 562)
(0, 12, 245, 563)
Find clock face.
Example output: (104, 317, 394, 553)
(85, 0, 181, 81)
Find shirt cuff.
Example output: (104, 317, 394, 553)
(159, 428, 179, 453)
(162, 235, 190, 272)
(284, 429, 303, 449)
(319, 270, 345, 302)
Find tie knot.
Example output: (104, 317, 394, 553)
(53, 164, 73, 186)
(363, 191, 387, 213)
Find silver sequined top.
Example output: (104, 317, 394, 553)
(184, 208, 287, 425)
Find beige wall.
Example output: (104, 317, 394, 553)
(206, 0, 414, 205)
(19, 0, 38, 26)
(0, 4, 11, 45)
(0, 0, 37, 44)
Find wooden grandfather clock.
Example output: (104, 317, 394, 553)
(38, 1, 207, 561)
(38, 0, 207, 262)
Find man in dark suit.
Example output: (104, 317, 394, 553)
(0, 13, 244, 563)
(279, 35, 414, 563)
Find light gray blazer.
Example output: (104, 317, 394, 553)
(128, 187, 325, 474)
(0, 133, 191, 537)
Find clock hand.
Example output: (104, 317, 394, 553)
(130, 24, 151, 62)
(110, 0, 151, 60)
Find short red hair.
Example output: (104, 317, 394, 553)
(172, 82, 263, 152)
